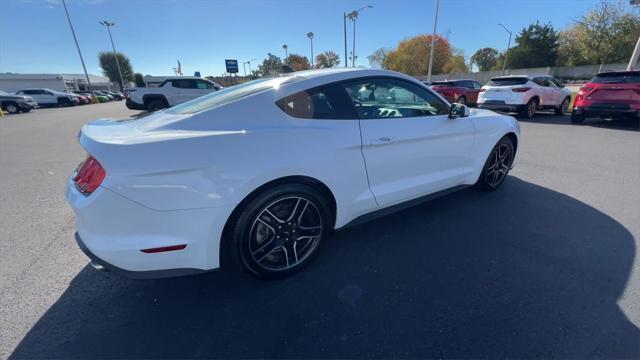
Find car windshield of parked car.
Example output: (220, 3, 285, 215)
(488, 77, 528, 86)
(592, 72, 640, 84)
(167, 76, 299, 115)
(431, 81, 456, 87)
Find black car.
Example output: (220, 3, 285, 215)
(0, 90, 38, 114)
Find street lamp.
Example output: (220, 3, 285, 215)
(343, 5, 373, 67)
(427, 0, 440, 82)
(99, 20, 125, 92)
(243, 59, 256, 78)
(307, 32, 314, 67)
(498, 23, 513, 75)
(282, 44, 288, 61)
(61, 0, 93, 96)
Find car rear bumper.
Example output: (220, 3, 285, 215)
(574, 105, 638, 118)
(477, 102, 524, 112)
(125, 98, 146, 110)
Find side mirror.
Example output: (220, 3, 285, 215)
(449, 103, 470, 119)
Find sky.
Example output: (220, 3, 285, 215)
(0, 0, 618, 77)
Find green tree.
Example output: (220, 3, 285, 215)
(367, 48, 390, 68)
(134, 72, 146, 87)
(315, 51, 340, 68)
(285, 53, 311, 71)
(98, 51, 134, 91)
(505, 22, 559, 68)
(257, 53, 283, 76)
(443, 53, 468, 74)
(471, 47, 499, 71)
(384, 34, 452, 76)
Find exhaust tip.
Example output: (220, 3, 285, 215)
(90, 261, 108, 271)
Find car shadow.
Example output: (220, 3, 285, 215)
(10, 177, 638, 359)
(516, 112, 640, 131)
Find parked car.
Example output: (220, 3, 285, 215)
(0, 90, 38, 114)
(71, 93, 91, 105)
(67, 68, 520, 279)
(93, 91, 114, 101)
(477, 75, 572, 119)
(105, 91, 124, 101)
(430, 79, 483, 106)
(15, 88, 79, 107)
(74, 91, 109, 103)
(571, 70, 640, 124)
(125, 76, 223, 112)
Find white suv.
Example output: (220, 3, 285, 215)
(15, 88, 80, 107)
(477, 75, 572, 119)
(125, 77, 222, 112)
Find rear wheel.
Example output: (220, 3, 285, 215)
(570, 111, 585, 124)
(555, 97, 570, 115)
(146, 98, 167, 112)
(231, 184, 330, 278)
(4, 102, 19, 114)
(518, 98, 538, 119)
(474, 136, 515, 192)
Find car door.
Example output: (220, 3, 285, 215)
(532, 77, 553, 106)
(464, 81, 480, 104)
(546, 77, 565, 105)
(167, 80, 192, 105)
(342, 78, 476, 207)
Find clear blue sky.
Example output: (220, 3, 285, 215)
(0, 0, 612, 77)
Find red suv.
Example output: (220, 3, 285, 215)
(429, 79, 483, 106)
(571, 70, 640, 124)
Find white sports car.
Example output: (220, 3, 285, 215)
(66, 68, 520, 279)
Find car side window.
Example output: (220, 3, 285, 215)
(473, 81, 482, 89)
(196, 81, 213, 89)
(532, 78, 546, 87)
(171, 80, 193, 89)
(276, 84, 357, 120)
(341, 78, 448, 119)
(547, 78, 560, 87)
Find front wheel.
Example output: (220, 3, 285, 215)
(231, 184, 331, 278)
(555, 97, 570, 115)
(474, 136, 515, 191)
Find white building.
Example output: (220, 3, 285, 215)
(0, 73, 114, 93)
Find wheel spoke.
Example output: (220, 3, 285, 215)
(253, 239, 280, 263)
(287, 198, 309, 223)
(263, 208, 285, 224)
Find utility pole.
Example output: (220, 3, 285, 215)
(343, 13, 348, 67)
(499, 23, 512, 75)
(344, 5, 373, 68)
(61, 0, 93, 96)
(99, 20, 125, 92)
(307, 32, 314, 67)
(427, 0, 440, 82)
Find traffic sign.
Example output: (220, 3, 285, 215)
(225, 59, 239, 73)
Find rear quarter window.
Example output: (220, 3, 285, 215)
(488, 78, 528, 86)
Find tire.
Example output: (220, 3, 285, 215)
(145, 98, 167, 112)
(555, 97, 570, 115)
(21, 107, 31, 113)
(456, 96, 467, 105)
(3, 102, 19, 114)
(570, 111, 585, 124)
(473, 136, 515, 192)
(58, 98, 72, 107)
(230, 184, 331, 278)
(518, 98, 538, 119)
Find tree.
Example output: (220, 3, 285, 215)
(257, 53, 283, 76)
(367, 48, 390, 68)
(315, 51, 340, 68)
(471, 47, 499, 71)
(557, 2, 640, 66)
(383, 34, 452, 76)
(285, 53, 311, 71)
(443, 53, 468, 74)
(134, 72, 146, 87)
(505, 22, 559, 68)
(98, 51, 134, 91)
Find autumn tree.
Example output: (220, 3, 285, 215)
(285, 53, 311, 71)
(383, 34, 452, 76)
(98, 51, 134, 91)
(315, 51, 340, 68)
(471, 47, 499, 71)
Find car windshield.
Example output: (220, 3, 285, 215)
(592, 72, 640, 84)
(488, 77, 528, 86)
(166, 76, 300, 115)
(431, 81, 456, 87)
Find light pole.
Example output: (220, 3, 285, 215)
(282, 44, 288, 61)
(244, 59, 256, 77)
(427, 0, 440, 82)
(99, 20, 125, 92)
(344, 5, 373, 67)
(61, 0, 93, 96)
(307, 32, 314, 67)
(498, 23, 512, 75)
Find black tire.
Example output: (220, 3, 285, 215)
(518, 98, 538, 119)
(456, 96, 467, 105)
(145, 98, 167, 112)
(473, 136, 515, 192)
(230, 184, 331, 278)
(3, 102, 20, 114)
(21, 107, 31, 113)
(570, 111, 585, 124)
(555, 97, 570, 115)
(58, 98, 72, 107)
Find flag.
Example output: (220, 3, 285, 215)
(177, 59, 183, 76)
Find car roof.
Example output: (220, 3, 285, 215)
(491, 74, 552, 80)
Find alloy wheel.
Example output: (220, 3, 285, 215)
(249, 196, 323, 271)
(6, 104, 18, 114)
(486, 144, 513, 187)
(528, 100, 537, 118)
(561, 99, 569, 114)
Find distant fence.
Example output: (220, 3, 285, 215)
(416, 63, 629, 84)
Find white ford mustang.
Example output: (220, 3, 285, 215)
(66, 68, 520, 279)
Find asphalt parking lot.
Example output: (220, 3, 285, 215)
(1, 102, 639, 358)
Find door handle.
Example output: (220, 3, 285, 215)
(370, 136, 394, 145)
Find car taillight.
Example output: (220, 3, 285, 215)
(479, 88, 486, 92)
(73, 155, 106, 196)
(512, 87, 531, 93)
(578, 86, 593, 95)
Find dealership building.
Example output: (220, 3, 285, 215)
(0, 73, 114, 93)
